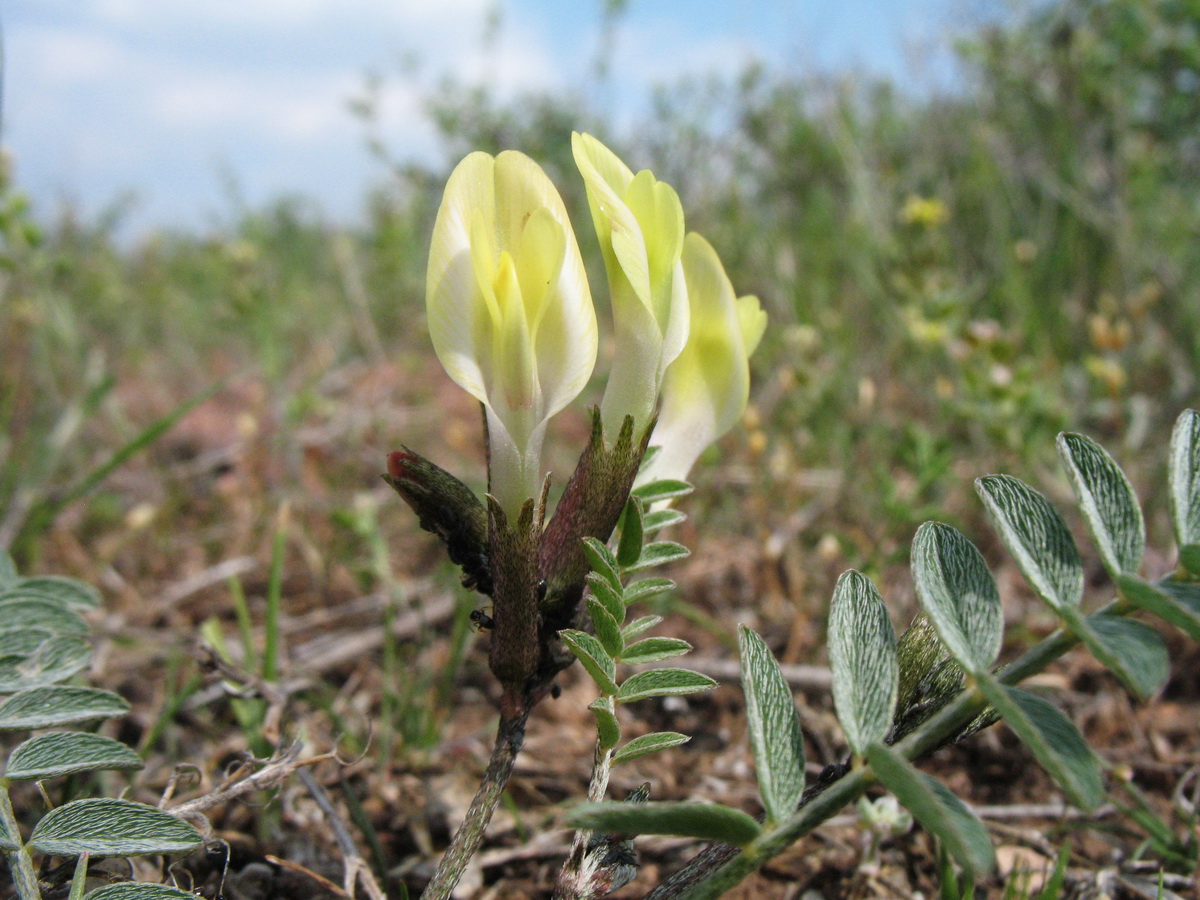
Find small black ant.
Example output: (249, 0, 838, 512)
(470, 607, 495, 632)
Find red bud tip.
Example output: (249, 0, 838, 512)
(387, 450, 417, 480)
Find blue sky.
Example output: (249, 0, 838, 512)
(5, 0, 985, 237)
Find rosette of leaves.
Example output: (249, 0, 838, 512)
(0, 553, 201, 900)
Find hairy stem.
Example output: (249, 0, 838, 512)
(642, 607, 1104, 900)
(0, 783, 41, 900)
(419, 706, 531, 900)
(553, 741, 616, 900)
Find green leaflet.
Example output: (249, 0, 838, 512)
(622, 577, 675, 605)
(828, 570, 897, 756)
(975, 676, 1103, 811)
(0, 634, 93, 693)
(1117, 575, 1200, 642)
(616, 668, 715, 703)
(911, 523, 1003, 675)
(1168, 410, 1200, 552)
(620, 636, 692, 665)
(589, 699, 621, 751)
(581, 538, 621, 592)
(85, 885, 201, 899)
(625, 541, 689, 574)
(1058, 432, 1145, 579)
(560, 630, 619, 695)
(631, 479, 693, 506)
(616, 495, 646, 569)
(5, 731, 144, 781)
(29, 799, 203, 857)
(612, 731, 690, 764)
(0, 686, 131, 731)
(867, 743, 994, 878)
(567, 800, 761, 848)
(0, 599, 89, 637)
(586, 573, 625, 624)
(739, 627, 806, 822)
(621, 615, 664, 641)
(976, 474, 1083, 612)
(0, 576, 101, 610)
(587, 598, 625, 658)
(1075, 612, 1168, 700)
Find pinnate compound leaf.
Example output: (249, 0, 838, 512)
(739, 627, 805, 822)
(975, 676, 1103, 811)
(622, 615, 664, 641)
(6, 732, 144, 781)
(617, 668, 716, 703)
(626, 541, 689, 574)
(560, 630, 618, 695)
(1058, 433, 1145, 578)
(616, 495, 646, 569)
(86, 884, 201, 899)
(581, 538, 621, 592)
(828, 570, 897, 755)
(1169, 410, 1200, 553)
(976, 475, 1083, 612)
(911, 523, 1003, 674)
(587, 599, 624, 659)
(0, 686, 130, 731)
(29, 799, 203, 857)
(632, 479, 693, 506)
(1079, 612, 1168, 699)
(642, 508, 686, 534)
(623, 578, 675, 605)
(867, 743, 994, 878)
(567, 800, 761, 848)
(586, 573, 624, 624)
(620, 636, 692, 665)
(589, 699, 621, 751)
(0, 599, 89, 636)
(0, 576, 101, 610)
(612, 731, 690, 764)
(1117, 575, 1200, 642)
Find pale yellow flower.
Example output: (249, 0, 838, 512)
(426, 150, 597, 517)
(572, 132, 690, 441)
(638, 232, 766, 486)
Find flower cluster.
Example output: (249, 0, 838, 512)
(424, 133, 766, 518)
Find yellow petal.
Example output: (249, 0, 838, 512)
(737, 295, 768, 356)
(641, 232, 762, 485)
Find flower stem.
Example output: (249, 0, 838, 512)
(419, 704, 531, 900)
(553, 740, 616, 900)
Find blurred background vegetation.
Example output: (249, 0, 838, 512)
(2, 0, 1197, 599)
